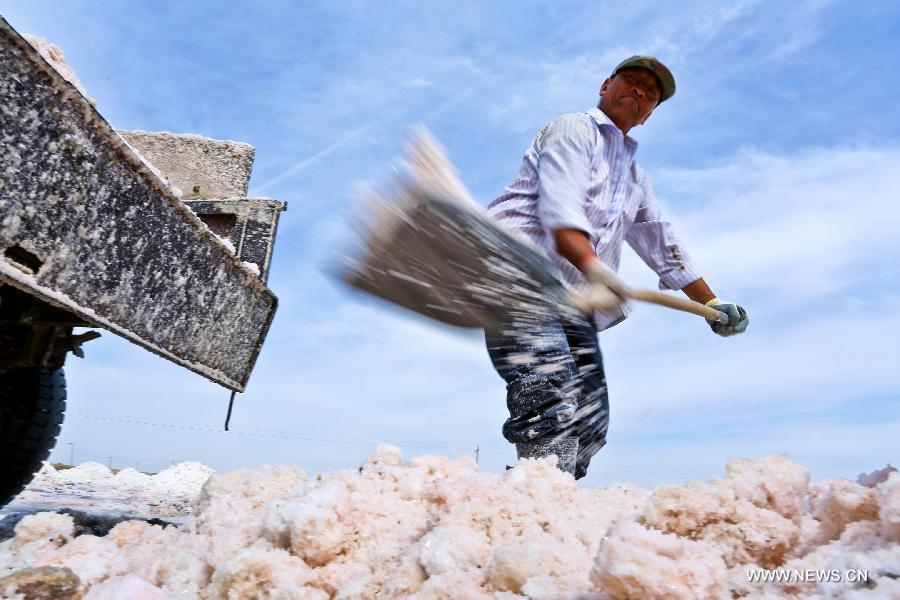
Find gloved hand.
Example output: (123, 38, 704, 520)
(580, 259, 631, 313)
(704, 298, 749, 336)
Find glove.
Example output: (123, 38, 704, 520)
(704, 298, 749, 337)
(580, 259, 631, 313)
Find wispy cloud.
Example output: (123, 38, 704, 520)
(649, 145, 900, 299)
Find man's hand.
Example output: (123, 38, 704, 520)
(584, 259, 631, 298)
(553, 229, 631, 314)
(704, 298, 749, 336)
(581, 259, 631, 313)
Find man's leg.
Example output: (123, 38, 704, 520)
(513, 435, 579, 475)
(560, 317, 610, 479)
(485, 316, 581, 475)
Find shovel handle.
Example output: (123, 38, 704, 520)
(627, 289, 728, 323)
(567, 286, 728, 323)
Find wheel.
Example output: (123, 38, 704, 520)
(0, 368, 67, 507)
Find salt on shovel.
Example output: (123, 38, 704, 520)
(340, 126, 727, 329)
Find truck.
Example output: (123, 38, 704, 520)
(0, 18, 284, 505)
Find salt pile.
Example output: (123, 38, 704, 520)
(1, 448, 898, 599)
(32, 460, 214, 500)
(11, 461, 215, 518)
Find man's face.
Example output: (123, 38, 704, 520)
(598, 67, 662, 133)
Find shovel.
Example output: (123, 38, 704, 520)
(340, 127, 728, 329)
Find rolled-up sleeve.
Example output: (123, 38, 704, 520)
(625, 169, 703, 290)
(536, 115, 595, 236)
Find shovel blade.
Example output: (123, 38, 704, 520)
(342, 185, 578, 330)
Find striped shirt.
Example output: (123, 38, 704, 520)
(487, 107, 702, 330)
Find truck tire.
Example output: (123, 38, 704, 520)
(0, 368, 66, 507)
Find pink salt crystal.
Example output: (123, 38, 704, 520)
(9, 512, 74, 548)
(590, 520, 727, 600)
(642, 480, 736, 536)
(643, 455, 806, 568)
(312, 560, 373, 597)
(721, 454, 809, 523)
(197, 465, 306, 511)
(695, 499, 799, 568)
(839, 520, 885, 547)
(106, 520, 153, 548)
(724, 563, 763, 598)
(0, 513, 76, 577)
(378, 553, 427, 596)
(809, 478, 879, 542)
(521, 574, 572, 600)
(208, 544, 327, 600)
(419, 525, 490, 577)
(281, 482, 350, 566)
(36, 535, 120, 585)
(334, 575, 376, 599)
(194, 467, 306, 568)
(877, 471, 900, 540)
(82, 574, 167, 600)
(261, 456, 431, 594)
(488, 538, 569, 593)
(794, 513, 823, 556)
(407, 453, 478, 482)
(204, 519, 267, 567)
(413, 570, 495, 600)
(153, 535, 212, 597)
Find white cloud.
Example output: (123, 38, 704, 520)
(648, 145, 900, 299)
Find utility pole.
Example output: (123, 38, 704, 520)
(66, 442, 74, 466)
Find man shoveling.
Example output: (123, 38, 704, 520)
(342, 55, 748, 481)
(483, 55, 748, 478)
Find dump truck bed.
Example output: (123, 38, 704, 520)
(0, 18, 277, 391)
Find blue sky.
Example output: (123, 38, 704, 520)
(3, 1, 898, 488)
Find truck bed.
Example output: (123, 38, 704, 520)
(0, 18, 277, 391)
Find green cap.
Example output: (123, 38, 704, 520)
(612, 55, 676, 104)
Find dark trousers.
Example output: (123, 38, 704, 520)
(485, 314, 610, 479)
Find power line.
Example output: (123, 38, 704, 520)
(69, 410, 507, 454)
(65, 411, 692, 481)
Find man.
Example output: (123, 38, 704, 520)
(485, 55, 748, 479)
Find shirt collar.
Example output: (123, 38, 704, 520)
(587, 107, 639, 152)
